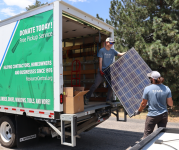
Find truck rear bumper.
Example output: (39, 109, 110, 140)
(76, 102, 121, 118)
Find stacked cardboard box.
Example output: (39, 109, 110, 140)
(63, 87, 89, 114)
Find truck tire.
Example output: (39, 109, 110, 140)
(0, 116, 16, 148)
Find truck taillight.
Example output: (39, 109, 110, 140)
(60, 94, 63, 104)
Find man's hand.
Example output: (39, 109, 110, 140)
(100, 70, 105, 76)
(133, 110, 140, 116)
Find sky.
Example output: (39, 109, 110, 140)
(0, 0, 111, 21)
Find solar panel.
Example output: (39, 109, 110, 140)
(103, 48, 152, 117)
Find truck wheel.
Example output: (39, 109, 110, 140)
(0, 116, 16, 148)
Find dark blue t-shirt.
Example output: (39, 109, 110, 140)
(142, 84, 172, 116)
(98, 47, 118, 70)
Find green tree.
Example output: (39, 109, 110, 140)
(102, 0, 179, 104)
(138, 0, 179, 103)
(26, 0, 48, 11)
(96, 14, 112, 26)
(96, 14, 104, 22)
(109, 0, 149, 52)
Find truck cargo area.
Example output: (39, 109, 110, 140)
(62, 12, 111, 105)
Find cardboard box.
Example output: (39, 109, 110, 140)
(63, 87, 89, 114)
(63, 87, 84, 97)
(74, 91, 80, 96)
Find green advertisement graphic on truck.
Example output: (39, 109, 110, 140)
(0, 10, 54, 110)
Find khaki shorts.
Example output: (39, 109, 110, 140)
(143, 112, 168, 138)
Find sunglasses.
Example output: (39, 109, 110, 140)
(109, 42, 114, 45)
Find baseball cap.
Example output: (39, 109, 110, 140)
(147, 71, 161, 80)
(106, 37, 115, 43)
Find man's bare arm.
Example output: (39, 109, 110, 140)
(138, 99, 148, 112)
(167, 97, 173, 107)
(99, 58, 103, 71)
(117, 52, 126, 57)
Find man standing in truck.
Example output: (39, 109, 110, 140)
(84, 37, 126, 105)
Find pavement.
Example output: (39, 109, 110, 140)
(0, 117, 179, 150)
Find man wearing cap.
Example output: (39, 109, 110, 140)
(134, 71, 173, 139)
(84, 37, 126, 105)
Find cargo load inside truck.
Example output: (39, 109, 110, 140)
(62, 13, 111, 110)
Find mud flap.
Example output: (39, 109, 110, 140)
(15, 115, 39, 148)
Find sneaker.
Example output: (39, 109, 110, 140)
(84, 95, 89, 105)
(106, 101, 113, 106)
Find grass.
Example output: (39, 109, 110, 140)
(113, 109, 179, 123)
(131, 112, 179, 123)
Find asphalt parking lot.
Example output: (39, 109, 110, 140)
(1, 117, 179, 150)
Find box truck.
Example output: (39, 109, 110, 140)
(0, 0, 126, 148)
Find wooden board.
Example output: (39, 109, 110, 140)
(85, 88, 108, 93)
(89, 97, 106, 102)
(63, 69, 98, 75)
(63, 51, 96, 59)
(63, 43, 95, 51)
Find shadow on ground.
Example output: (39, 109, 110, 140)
(6, 127, 143, 150)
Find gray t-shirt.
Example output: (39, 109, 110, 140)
(142, 84, 172, 116)
(98, 47, 118, 70)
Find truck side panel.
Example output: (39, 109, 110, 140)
(0, 21, 18, 70)
(0, 10, 54, 115)
(0, 4, 53, 27)
(53, 1, 63, 113)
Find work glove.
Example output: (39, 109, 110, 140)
(133, 110, 140, 116)
(100, 71, 105, 76)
